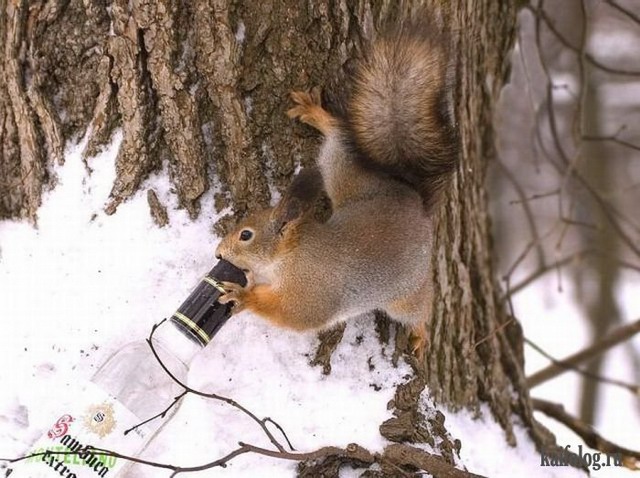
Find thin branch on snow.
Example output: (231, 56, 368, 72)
(1, 320, 489, 477)
(2, 431, 486, 477)
(2, 441, 488, 477)
(144, 320, 293, 453)
(125, 390, 188, 436)
(263, 417, 296, 452)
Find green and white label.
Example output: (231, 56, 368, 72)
(10, 382, 146, 477)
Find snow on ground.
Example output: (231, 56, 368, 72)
(0, 133, 625, 477)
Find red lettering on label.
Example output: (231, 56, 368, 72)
(47, 414, 75, 439)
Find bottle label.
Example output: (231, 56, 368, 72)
(10, 382, 146, 478)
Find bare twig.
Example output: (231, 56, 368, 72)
(496, 158, 546, 269)
(582, 133, 640, 151)
(532, 398, 640, 470)
(525, 337, 638, 394)
(529, 5, 640, 76)
(474, 316, 515, 348)
(506, 249, 593, 297)
(1, 319, 494, 477)
(527, 318, 640, 389)
(2, 440, 489, 477)
(529, 4, 640, 258)
(263, 417, 296, 451)
(1, 442, 373, 476)
(603, 0, 640, 26)
(145, 320, 292, 452)
(125, 391, 188, 436)
(508, 189, 560, 205)
(382, 443, 488, 478)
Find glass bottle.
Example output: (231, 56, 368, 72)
(7, 259, 245, 478)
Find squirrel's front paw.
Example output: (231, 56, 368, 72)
(218, 281, 248, 313)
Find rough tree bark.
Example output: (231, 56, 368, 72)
(0, 0, 564, 475)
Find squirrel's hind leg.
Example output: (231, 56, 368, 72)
(384, 281, 432, 360)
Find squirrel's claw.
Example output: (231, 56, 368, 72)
(286, 89, 320, 121)
(286, 88, 336, 136)
(288, 87, 322, 110)
(409, 325, 428, 361)
(219, 281, 248, 313)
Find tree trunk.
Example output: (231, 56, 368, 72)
(574, 67, 622, 425)
(0, 0, 562, 474)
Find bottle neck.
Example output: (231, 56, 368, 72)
(167, 260, 246, 345)
(149, 260, 247, 367)
(152, 319, 204, 366)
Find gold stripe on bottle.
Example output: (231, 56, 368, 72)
(172, 311, 211, 344)
(202, 276, 227, 294)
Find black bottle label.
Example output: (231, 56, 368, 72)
(171, 259, 247, 346)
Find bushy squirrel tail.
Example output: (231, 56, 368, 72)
(347, 21, 459, 210)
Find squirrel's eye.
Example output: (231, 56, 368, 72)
(239, 229, 253, 241)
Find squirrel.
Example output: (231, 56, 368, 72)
(215, 21, 459, 357)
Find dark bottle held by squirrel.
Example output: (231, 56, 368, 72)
(8, 260, 246, 478)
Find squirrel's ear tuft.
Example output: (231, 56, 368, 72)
(284, 167, 324, 206)
(270, 167, 325, 235)
(271, 197, 305, 235)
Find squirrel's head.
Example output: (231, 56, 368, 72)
(215, 198, 312, 280)
(215, 167, 324, 278)
(215, 208, 285, 277)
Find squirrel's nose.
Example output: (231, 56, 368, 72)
(215, 253, 222, 260)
